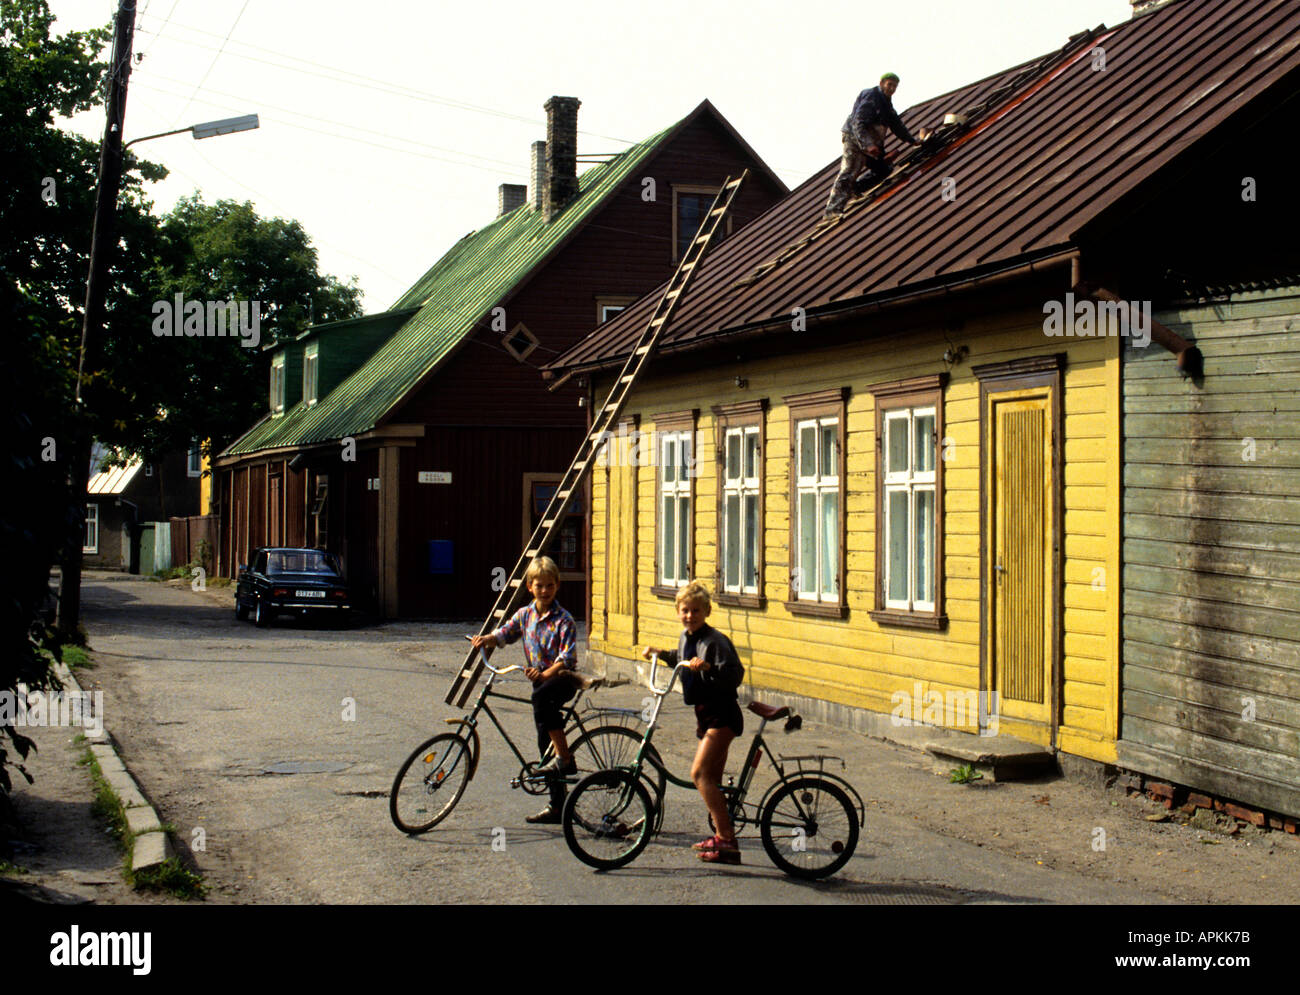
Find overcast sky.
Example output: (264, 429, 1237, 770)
(50, 0, 1137, 311)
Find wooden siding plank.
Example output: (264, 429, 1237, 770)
(1122, 699, 1300, 774)
(1124, 535, 1300, 579)
(1124, 488, 1299, 526)
(1126, 436, 1300, 466)
(1122, 638, 1300, 695)
(1125, 589, 1299, 643)
(1124, 613, 1300, 670)
(1124, 664, 1300, 730)
(1125, 563, 1300, 613)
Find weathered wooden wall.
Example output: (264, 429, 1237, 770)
(1118, 287, 1300, 816)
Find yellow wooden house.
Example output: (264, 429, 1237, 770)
(549, 0, 1295, 767)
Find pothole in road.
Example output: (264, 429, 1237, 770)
(261, 760, 353, 775)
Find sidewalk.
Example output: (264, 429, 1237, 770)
(3, 719, 177, 905)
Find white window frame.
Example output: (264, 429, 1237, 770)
(657, 428, 693, 589)
(794, 415, 840, 603)
(882, 406, 938, 613)
(303, 343, 319, 405)
(83, 504, 99, 554)
(187, 440, 202, 477)
(721, 425, 761, 596)
(271, 354, 286, 413)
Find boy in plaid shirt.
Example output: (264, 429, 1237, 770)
(472, 556, 578, 823)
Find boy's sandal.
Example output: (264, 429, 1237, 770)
(693, 835, 739, 853)
(697, 847, 742, 865)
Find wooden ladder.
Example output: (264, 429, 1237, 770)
(444, 170, 749, 707)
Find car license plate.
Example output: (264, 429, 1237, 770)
(295, 590, 326, 598)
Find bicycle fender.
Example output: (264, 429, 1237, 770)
(442, 718, 482, 780)
(814, 771, 867, 824)
(757, 773, 866, 825)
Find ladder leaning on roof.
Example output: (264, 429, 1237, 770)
(443, 170, 750, 708)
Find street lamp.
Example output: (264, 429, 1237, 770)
(125, 113, 259, 149)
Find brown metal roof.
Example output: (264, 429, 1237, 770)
(552, 0, 1300, 373)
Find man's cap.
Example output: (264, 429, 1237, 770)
(880, 72, 900, 83)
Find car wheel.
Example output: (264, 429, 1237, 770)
(254, 597, 271, 628)
(235, 596, 249, 621)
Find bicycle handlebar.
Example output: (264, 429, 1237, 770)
(646, 652, 690, 698)
(463, 635, 524, 677)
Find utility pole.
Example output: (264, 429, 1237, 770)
(59, 0, 136, 638)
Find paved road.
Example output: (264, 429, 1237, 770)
(80, 571, 1172, 905)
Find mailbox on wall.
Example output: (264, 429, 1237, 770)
(428, 539, 453, 575)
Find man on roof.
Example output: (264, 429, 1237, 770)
(823, 73, 929, 218)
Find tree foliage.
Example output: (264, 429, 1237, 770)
(128, 195, 363, 459)
(1, 0, 361, 841)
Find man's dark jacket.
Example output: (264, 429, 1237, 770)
(843, 85, 917, 147)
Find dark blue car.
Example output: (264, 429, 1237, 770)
(235, 547, 352, 627)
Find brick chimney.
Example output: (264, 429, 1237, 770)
(529, 140, 546, 212)
(498, 183, 526, 217)
(543, 96, 581, 223)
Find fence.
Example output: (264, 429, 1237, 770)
(168, 515, 217, 570)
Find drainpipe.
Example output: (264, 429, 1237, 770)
(1075, 282, 1204, 376)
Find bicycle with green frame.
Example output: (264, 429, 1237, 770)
(390, 651, 672, 834)
(561, 654, 866, 878)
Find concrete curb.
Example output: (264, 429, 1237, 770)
(52, 660, 174, 875)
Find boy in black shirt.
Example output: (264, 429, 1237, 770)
(642, 581, 745, 863)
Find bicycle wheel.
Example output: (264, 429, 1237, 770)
(562, 770, 654, 870)
(759, 776, 858, 880)
(569, 725, 667, 809)
(390, 733, 474, 833)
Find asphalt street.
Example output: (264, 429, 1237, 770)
(78, 571, 1174, 904)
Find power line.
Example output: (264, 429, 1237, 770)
(134, 14, 636, 144)
(171, 0, 250, 126)
(136, 0, 181, 61)
(135, 79, 522, 175)
(140, 70, 524, 170)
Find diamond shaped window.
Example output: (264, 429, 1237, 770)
(504, 322, 540, 362)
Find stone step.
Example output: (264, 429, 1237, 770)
(926, 735, 1056, 782)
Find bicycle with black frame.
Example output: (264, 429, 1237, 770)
(389, 646, 668, 834)
(561, 653, 865, 878)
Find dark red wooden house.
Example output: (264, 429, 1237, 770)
(213, 96, 785, 618)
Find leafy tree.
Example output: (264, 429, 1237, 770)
(0, 0, 164, 846)
(121, 195, 364, 460)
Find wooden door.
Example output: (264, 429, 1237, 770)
(987, 390, 1054, 729)
(268, 473, 283, 546)
(604, 426, 638, 646)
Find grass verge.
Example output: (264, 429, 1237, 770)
(79, 745, 207, 899)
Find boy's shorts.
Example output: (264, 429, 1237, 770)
(695, 701, 744, 739)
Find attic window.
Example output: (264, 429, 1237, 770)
(596, 295, 638, 324)
(673, 186, 731, 262)
(271, 354, 286, 414)
(304, 343, 319, 405)
(504, 322, 540, 362)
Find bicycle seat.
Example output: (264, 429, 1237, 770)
(747, 701, 790, 721)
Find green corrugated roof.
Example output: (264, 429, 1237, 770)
(221, 119, 677, 458)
